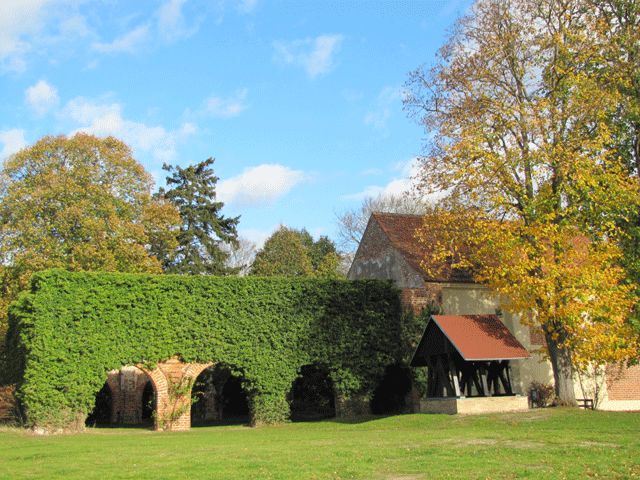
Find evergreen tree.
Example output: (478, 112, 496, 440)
(159, 158, 239, 275)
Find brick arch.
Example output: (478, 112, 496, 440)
(185, 362, 215, 380)
(137, 358, 214, 431)
(105, 367, 155, 425)
(136, 365, 168, 402)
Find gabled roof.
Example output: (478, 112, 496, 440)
(371, 212, 473, 283)
(411, 315, 529, 365)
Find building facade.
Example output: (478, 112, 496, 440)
(348, 212, 640, 411)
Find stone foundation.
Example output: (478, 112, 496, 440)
(420, 395, 529, 415)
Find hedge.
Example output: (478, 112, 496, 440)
(6, 270, 417, 429)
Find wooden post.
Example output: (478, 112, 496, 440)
(447, 354, 461, 397)
(480, 363, 491, 397)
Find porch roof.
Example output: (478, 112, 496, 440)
(411, 314, 530, 365)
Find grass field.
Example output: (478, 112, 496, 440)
(0, 409, 638, 479)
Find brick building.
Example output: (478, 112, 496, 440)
(348, 212, 640, 411)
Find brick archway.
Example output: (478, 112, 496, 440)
(105, 367, 154, 424)
(138, 358, 213, 431)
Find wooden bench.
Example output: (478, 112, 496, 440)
(577, 398, 594, 410)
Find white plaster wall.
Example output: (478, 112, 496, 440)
(436, 282, 640, 409)
(437, 283, 553, 395)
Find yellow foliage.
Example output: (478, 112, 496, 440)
(0, 133, 181, 320)
(405, 1, 640, 379)
(417, 207, 637, 369)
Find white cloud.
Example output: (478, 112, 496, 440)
(345, 158, 423, 200)
(0, 1, 92, 73)
(364, 86, 400, 131)
(25, 80, 59, 116)
(63, 97, 195, 162)
(0, 129, 27, 160)
(0, 0, 50, 71)
(273, 34, 343, 78)
(360, 168, 384, 176)
(57, 14, 91, 39)
(93, 0, 199, 55)
(204, 89, 248, 118)
(218, 164, 306, 205)
(92, 24, 150, 54)
(157, 0, 198, 41)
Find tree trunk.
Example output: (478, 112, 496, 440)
(545, 330, 577, 406)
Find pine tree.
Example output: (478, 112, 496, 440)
(159, 158, 239, 275)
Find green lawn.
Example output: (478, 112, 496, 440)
(0, 409, 638, 479)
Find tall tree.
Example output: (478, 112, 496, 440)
(404, 0, 640, 402)
(589, 0, 640, 327)
(158, 158, 239, 275)
(296, 229, 340, 271)
(251, 226, 313, 276)
(0, 134, 180, 381)
(251, 226, 343, 278)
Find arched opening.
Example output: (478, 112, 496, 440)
(191, 367, 216, 425)
(191, 364, 249, 426)
(141, 380, 155, 424)
(289, 364, 335, 421)
(370, 364, 413, 415)
(86, 382, 112, 427)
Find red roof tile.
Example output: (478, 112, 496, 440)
(432, 315, 529, 361)
(371, 212, 473, 283)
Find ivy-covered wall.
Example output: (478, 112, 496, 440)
(6, 270, 415, 428)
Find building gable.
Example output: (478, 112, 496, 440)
(348, 214, 424, 288)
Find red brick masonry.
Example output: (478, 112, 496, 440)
(607, 364, 640, 401)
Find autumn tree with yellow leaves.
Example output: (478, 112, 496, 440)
(404, 0, 640, 403)
(0, 134, 180, 382)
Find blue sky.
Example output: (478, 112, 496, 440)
(0, 0, 471, 247)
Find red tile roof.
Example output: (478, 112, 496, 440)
(371, 212, 473, 283)
(432, 315, 529, 361)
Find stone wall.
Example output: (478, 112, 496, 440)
(348, 220, 424, 289)
(400, 287, 441, 316)
(420, 395, 529, 415)
(140, 358, 213, 431)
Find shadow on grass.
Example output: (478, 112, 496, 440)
(85, 421, 154, 430)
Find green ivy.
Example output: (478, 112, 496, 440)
(6, 270, 413, 429)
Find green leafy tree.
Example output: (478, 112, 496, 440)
(297, 229, 340, 271)
(0, 134, 181, 381)
(251, 226, 313, 276)
(251, 227, 342, 277)
(158, 158, 240, 275)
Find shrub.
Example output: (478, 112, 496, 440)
(527, 381, 555, 408)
